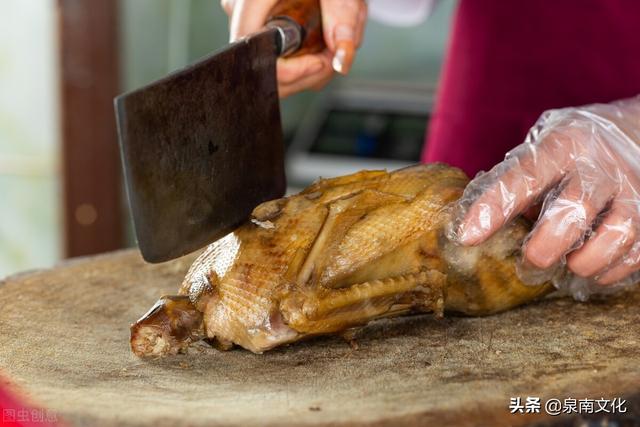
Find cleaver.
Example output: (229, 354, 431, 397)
(115, 0, 325, 263)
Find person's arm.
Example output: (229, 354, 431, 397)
(221, 0, 367, 98)
(449, 96, 640, 297)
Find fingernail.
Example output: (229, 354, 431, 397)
(596, 272, 615, 285)
(523, 244, 556, 269)
(332, 25, 355, 74)
(458, 224, 481, 246)
(332, 42, 354, 74)
(516, 256, 557, 286)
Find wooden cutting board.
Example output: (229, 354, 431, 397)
(0, 249, 638, 427)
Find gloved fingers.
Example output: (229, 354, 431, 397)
(523, 173, 612, 269)
(321, 0, 365, 74)
(456, 143, 563, 246)
(522, 203, 543, 222)
(453, 97, 640, 299)
(596, 242, 640, 285)
(567, 204, 636, 277)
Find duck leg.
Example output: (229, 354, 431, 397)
(130, 295, 204, 357)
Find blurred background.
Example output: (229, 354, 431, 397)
(0, 0, 455, 278)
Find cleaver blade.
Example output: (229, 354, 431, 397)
(115, 0, 324, 263)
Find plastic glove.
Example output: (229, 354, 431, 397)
(221, 0, 368, 98)
(448, 96, 640, 300)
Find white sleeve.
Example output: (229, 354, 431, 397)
(368, 0, 440, 27)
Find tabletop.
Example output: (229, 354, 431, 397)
(0, 250, 638, 426)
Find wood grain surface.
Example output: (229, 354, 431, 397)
(0, 250, 638, 427)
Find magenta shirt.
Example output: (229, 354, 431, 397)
(423, 0, 640, 177)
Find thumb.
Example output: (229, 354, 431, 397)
(320, 0, 362, 74)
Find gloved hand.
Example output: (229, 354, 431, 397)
(448, 96, 640, 300)
(221, 0, 367, 98)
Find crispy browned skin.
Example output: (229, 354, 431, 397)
(131, 164, 553, 355)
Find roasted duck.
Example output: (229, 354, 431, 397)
(131, 164, 552, 356)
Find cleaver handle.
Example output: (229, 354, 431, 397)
(267, 0, 325, 57)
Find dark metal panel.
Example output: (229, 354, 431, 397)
(115, 30, 285, 263)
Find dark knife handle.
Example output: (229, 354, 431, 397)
(267, 0, 325, 57)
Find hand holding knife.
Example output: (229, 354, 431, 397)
(223, 0, 367, 97)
